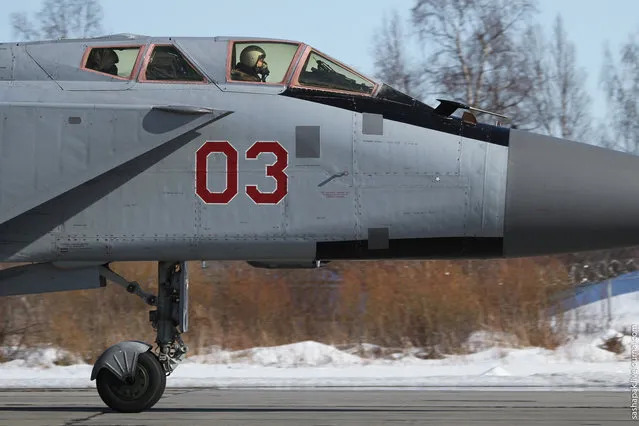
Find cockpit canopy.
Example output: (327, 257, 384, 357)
(76, 37, 381, 96)
(228, 40, 377, 95)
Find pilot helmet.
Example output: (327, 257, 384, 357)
(239, 45, 266, 69)
(102, 49, 119, 66)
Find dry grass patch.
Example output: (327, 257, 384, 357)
(0, 256, 574, 361)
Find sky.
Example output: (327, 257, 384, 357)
(1, 0, 637, 121)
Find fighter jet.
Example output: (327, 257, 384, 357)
(1, 33, 639, 412)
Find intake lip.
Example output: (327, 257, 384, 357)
(503, 129, 639, 257)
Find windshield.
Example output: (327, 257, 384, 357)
(230, 41, 299, 84)
(297, 51, 375, 94)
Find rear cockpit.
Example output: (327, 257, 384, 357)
(82, 44, 207, 83)
(83, 46, 142, 79)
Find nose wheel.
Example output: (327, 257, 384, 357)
(91, 261, 189, 412)
(96, 351, 166, 413)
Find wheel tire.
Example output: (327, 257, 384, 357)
(96, 351, 166, 413)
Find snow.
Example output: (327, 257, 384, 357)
(0, 336, 631, 390)
(481, 366, 511, 376)
(562, 289, 639, 335)
(0, 281, 637, 390)
(187, 341, 364, 367)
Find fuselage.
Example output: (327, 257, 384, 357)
(1, 34, 638, 264)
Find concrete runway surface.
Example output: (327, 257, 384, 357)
(0, 388, 630, 426)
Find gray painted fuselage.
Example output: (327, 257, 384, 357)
(1, 34, 638, 265)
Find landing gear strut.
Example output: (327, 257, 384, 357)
(91, 261, 189, 412)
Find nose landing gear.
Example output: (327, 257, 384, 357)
(92, 261, 189, 412)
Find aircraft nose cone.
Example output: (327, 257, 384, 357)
(503, 129, 639, 257)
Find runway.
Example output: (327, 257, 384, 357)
(0, 388, 629, 425)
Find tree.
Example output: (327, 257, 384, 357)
(600, 30, 639, 154)
(370, 9, 422, 98)
(525, 15, 591, 141)
(409, 0, 539, 128)
(10, 0, 103, 41)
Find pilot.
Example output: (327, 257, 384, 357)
(231, 45, 270, 82)
(100, 49, 119, 76)
(87, 48, 119, 76)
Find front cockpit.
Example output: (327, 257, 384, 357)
(228, 41, 300, 84)
(226, 40, 378, 96)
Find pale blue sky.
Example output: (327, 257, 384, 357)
(1, 0, 637, 121)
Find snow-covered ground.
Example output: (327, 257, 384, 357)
(0, 287, 636, 390)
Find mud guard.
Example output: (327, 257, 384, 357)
(90, 340, 153, 381)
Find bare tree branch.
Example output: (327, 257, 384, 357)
(523, 15, 591, 141)
(10, 0, 103, 41)
(410, 0, 538, 127)
(10, 12, 40, 41)
(600, 31, 639, 154)
(370, 9, 423, 98)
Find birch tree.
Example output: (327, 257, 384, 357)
(525, 15, 591, 141)
(371, 9, 422, 98)
(10, 0, 103, 41)
(600, 30, 639, 154)
(409, 0, 539, 127)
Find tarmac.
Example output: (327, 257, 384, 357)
(0, 388, 630, 426)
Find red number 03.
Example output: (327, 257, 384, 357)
(195, 140, 289, 205)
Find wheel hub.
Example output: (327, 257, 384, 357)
(110, 364, 150, 401)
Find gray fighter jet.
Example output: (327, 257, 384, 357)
(1, 33, 639, 412)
